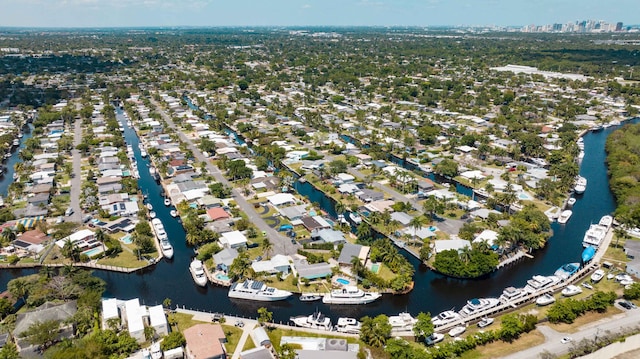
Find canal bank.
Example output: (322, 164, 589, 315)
(0, 111, 636, 324)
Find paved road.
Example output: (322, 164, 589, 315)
(68, 117, 83, 223)
(149, 98, 298, 256)
(499, 306, 640, 359)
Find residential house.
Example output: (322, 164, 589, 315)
(433, 239, 471, 254)
(293, 260, 333, 280)
(183, 324, 227, 359)
(311, 229, 347, 245)
(300, 216, 331, 232)
(251, 254, 291, 275)
(337, 243, 370, 267)
(13, 301, 78, 351)
(219, 231, 248, 249)
(213, 247, 239, 269)
(357, 188, 384, 203)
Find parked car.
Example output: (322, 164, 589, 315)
(619, 300, 637, 310)
(561, 337, 573, 344)
(65, 207, 74, 216)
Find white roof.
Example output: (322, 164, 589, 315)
(148, 305, 166, 327)
(460, 170, 485, 180)
(433, 239, 471, 253)
(474, 229, 499, 246)
(125, 299, 144, 334)
(336, 173, 355, 182)
(267, 193, 296, 207)
(102, 298, 119, 320)
(220, 231, 248, 246)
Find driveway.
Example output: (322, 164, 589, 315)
(149, 98, 299, 256)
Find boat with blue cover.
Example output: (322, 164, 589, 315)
(554, 263, 580, 281)
(582, 246, 596, 263)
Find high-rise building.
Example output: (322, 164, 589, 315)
(616, 22, 624, 31)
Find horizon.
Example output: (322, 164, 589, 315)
(0, 0, 635, 28)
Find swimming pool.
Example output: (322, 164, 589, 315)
(83, 247, 103, 257)
(371, 264, 380, 273)
(121, 235, 133, 244)
(517, 192, 533, 200)
(216, 274, 230, 281)
(336, 278, 350, 285)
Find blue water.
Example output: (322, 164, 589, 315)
(0, 125, 33, 196)
(83, 248, 103, 257)
(336, 278, 350, 285)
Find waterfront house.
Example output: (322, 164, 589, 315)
(213, 247, 239, 269)
(278, 205, 308, 221)
(207, 207, 231, 222)
(219, 231, 248, 249)
(300, 216, 332, 232)
(357, 188, 384, 203)
(148, 304, 168, 337)
(267, 193, 296, 207)
(183, 323, 227, 359)
(293, 260, 333, 280)
(125, 299, 145, 343)
(251, 254, 291, 275)
(13, 301, 77, 352)
(337, 243, 370, 267)
(311, 228, 347, 245)
(390, 212, 413, 227)
(433, 239, 471, 254)
(280, 336, 359, 359)
(101, 298, 120, 330)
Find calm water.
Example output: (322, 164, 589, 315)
(0, 117, 636, 322)
(0, 125, 33, 197)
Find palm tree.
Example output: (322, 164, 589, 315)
(334, 201, 346, 217)
(409, 216, 427, 244)
(39, 266, 54, 279)
(0, 227, 16, 245)
(8, 278, 28, 302)
(262, 238, 273, 259)
(95, 229, 107, 253)
(422, 196, 444, 223)
(350, 256, 364, 283)
(459, 246, 472, 264)
(356, 223, 372, 241)
(368, 211, 382, 225)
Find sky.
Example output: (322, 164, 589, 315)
(0, 0, 635, 28)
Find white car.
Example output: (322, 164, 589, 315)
(561, 337, 573, 344)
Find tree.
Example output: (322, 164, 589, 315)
(257, 307, 273, 326)
(350, 255, 364, 282)
(624, 283, 640, 300)
(20, 319, 60, 350)
(408, 216, 427, 244)
(413, 312, 434, 341)
(163, 297, 173, 309)
(498, 314, 523, 343)
(422, 196, 444, 222)
(0, 342, 20, 359)
(160, 331, 186, 351)
(360, 315, 392, 347)
(262, 238, 273, 259)
(434, 159, 458, 178)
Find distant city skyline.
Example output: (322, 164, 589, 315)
(0, 0, 636, 28)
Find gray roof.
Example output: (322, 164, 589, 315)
(177, 180, 207, 192)
(297, 351, 357, 359)
(240, 347, 273, 359)
(312, 229, 346, 244)
(278, 205, 308, 220)
(213, 247, 239, 267)
(390, 212, 413, 226)
(14, 301, 77, 336)
(338, 243, 364, 265)
(295, 261, 332, 280)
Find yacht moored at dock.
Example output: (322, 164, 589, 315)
(335, 317, 362, 334)
(431, 310, 461, 327)
(557, 210, 572, 224)
(459, 298, 500, 317)
(582, 246, 596, 263)
(582, 224, 607, 247)
(524, 275, 560, 294)
(554, 263, 580, 281)
(322, 286, 381, 305)
(348, 212, 362, 224)
(388, 312, 418, 329)
(290, 311, 332, 330)
(599, 215, 613, 229)
(189, 259, 208, 287)
(499, 286, 527, 303)
(228, 280, 293, 302)
(299, 293, 322, 302)
(574, 176, 587, 194)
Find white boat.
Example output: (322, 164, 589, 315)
(290, 311, 332, 330)
(349, 212, 362, 224)
(599, 215, 613, 229)
(448, 325, 466, 337)
(160, 240, 174, 259)
(164, 198, 171, 206)
(554, 263, 580, 281)
(322, 286, 381, 305)
(190, 259, 208, 287)
(566, 198, 576, 208)
(388, 312, 418, 329)
(524, 275, 561, 294)
(146, 203, 153, 211)
(170, 210, 178, 218)
(561, 285, 583, 297)
(460, 298, 501, 317)
(149, 211, 156, 219)
(337, 214, 348, 224)
(582, 282, 593, 290)
(557, 210, 572, 224)
(591, 269, 605, 282)
(577, 151, 585, 164)
(425, 332, 445, 346)
(150, 342, 162, 359)
(299, 293, 322, 302)
(335, 317, 362, 334)
(582, 224, 607, 247)
(536, 293, 556, 306)
(499, 286, 528, 303)
(141, 150, 148, 158)
(477, 317, 494, 328)
(228, 280, 293, 302)
(574, 176, 587, 194)
(431, 310, 461, 327)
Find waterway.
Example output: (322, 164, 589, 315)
(0, 124, 33, 197)
(0, 113, 636, 323)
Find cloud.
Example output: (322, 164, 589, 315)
(302, 4, 311, 9)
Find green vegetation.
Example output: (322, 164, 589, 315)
(606, 124, 640, 226)
(432, 246, 499, 278)
(547, 291, 617, 324)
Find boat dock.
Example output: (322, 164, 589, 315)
(496, 250, 533, 269)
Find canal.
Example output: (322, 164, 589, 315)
(0, 124, 33, 197)
(0, 114, 636, 323)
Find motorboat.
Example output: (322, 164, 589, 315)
(561, 285, 583, 297)
(566, 198, 576, 208)
(335, 317, 362, 334)
(348, 212, 362, 224)
(228, 280, 293, 302)
(448, 325, 466, 337)
(164, 198, 171, 206)
(582, 246, 596, 263)
(557, 210, 572, 224)
(299, 293, 322, 302)
(146, 203, 153, 211)
(425, 332, 445, 346)
(322, 286, 381, 305)
(574, 176, 587, 194)
(170, 210, 178, 218)
(477, 317, 494, 328)
(599, 215, 614, 229)
(290, 311, 332, 330)
(583, 224, 607, 247)
(616, 273, 633, 283)
(591, 269, 605, 282)
(554, 263, 580, 281)
(500, 286, 528, 303)
(524, 275, 561, 294)
(149, 211, 156, 219)
(536, 293, 556, 306)
(591, 124, 603, 132)
(141, 150, 148, 158)
(160, 240, 174, 259)
(189, 259, 208, 287)
(388, 312, 418, 329)
(582, 282, 593, 290)
(459, 298, 501, 317)
(431, 310, 461, 327)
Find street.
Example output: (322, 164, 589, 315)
(149, 98, 299, 256)
(68, 117, 83, 223)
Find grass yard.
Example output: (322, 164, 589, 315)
(376, 263, 396, 281)
(461, 330, 545, 359)
(168, 312, 206, 332)
(547, 307, 623, 333)
(259, 274, 301, 293)
(97, 249, 148, 268)
(603, 238, 631, 264)
(221, 324, 245, 354)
